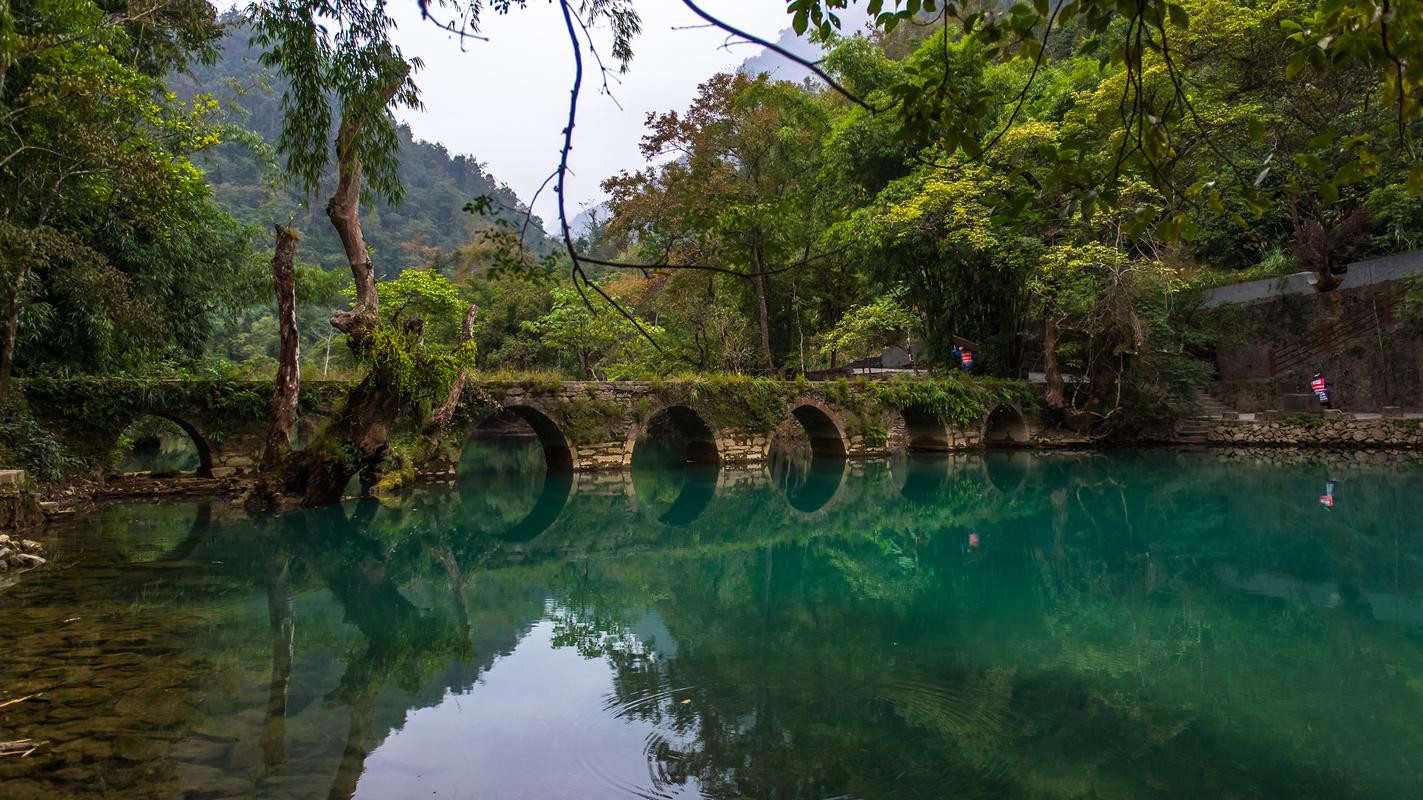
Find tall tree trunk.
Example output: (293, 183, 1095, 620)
(423, 303, 477, 439)
(293, 66, 410, 507)
(326, 63, 407, 337)
(295, 375, 402, 506)
(751, 247, 774, 374)
(261, 226, 301, 473)
(0, 263, 28, 397)
(1043, 316, 1065, 410)
(328, 125, 378, 312)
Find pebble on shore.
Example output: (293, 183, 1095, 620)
(0, 533, 45, 572)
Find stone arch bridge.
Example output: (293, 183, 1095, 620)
(20, 377, 1061, 479)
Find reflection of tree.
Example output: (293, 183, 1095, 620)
(526, 452, 1423, 799)
(260, 556, 294, 777)
(278, 507, 476, 800)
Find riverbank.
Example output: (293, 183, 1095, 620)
(1169, 410, 1423, 447)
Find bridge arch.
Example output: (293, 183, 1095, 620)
(483, 402, 577, 472)
(899, 404, 951, 451)
(456, 404, 578, 542)
(983, 404, 1031, 447)
(117, 412, 215, 478)
(786, 399, 848, 458)
(627, 405, 721, 467)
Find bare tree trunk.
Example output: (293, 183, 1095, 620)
(0, 263, 28, 397)
(1043, 316, 1065, 410)
(261, 226, 301, 472)
(423, 303, 477, 438)
(751, 248, 774, 374)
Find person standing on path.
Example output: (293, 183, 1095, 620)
(1311, 371, 1332, 410)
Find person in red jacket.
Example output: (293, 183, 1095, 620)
(1311, 371, 1332, 410)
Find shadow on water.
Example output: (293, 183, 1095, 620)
(8, 450, 1423, 798)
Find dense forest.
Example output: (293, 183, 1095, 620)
(4, 0, 1423, 501)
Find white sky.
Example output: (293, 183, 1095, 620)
(385, 1, 811, 232)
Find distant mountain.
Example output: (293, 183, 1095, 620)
(569, 202, 610, 239)
(168, 19, 558, 277)
(736, 10, 873, 82)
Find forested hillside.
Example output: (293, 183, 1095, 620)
(168, 19, 557, 277)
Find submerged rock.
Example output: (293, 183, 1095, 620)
(0, 533, 45, 571)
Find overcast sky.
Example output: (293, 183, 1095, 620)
(384, 1, 821, 233)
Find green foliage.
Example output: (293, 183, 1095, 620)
(0, 399, 81, 480)
(520, 285, 666, 380)
(0, 0, 251, 378)
(820, 290, 921, 360)
(374, 268, 469, 343)
(358, 323, 477, 407)
(1283, 412, 1326, 429)
(1400, 275, 1423, 340)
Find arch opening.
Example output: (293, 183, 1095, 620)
(116, 414, 213, 478)
(789, 404, 848, 458)
(456, 407, 576, 542)
(632, 406, 720, 467)
(768, 403, 847, 513)
(901, 405, 950, 452)
(983, 405, 1030, 447)
(630, 406, 720, 526)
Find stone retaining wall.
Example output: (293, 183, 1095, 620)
(1194, 416, 1423, 447)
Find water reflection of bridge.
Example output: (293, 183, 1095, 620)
(31, 449, 1423, 800)
(451, 442, 1045, 549)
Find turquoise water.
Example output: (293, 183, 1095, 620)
(4, 446, 1423, 798)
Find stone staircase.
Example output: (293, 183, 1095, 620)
(1174, 418, 1215, 444)
(1193, 392, 1234, 419)
(1174, 390, 1234, 444)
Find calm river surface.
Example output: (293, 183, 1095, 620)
(4, 447, 1423, 799)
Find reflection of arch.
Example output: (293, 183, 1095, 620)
(901, 404, 950, 451)
(896, 454, 951, 502)
(495, 404, 576, 471)
(983, 405, 1030, 447)
(772, 455, 847, 514)
(121, 412, 215, 477)
(457, 468, 576, 543)
(984, 451, 1032, 496)
(457, 411, 578, 542)
(629, 405, 720, 466)
(788, 401, 848, 458)
(653, 465, 719, 526)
